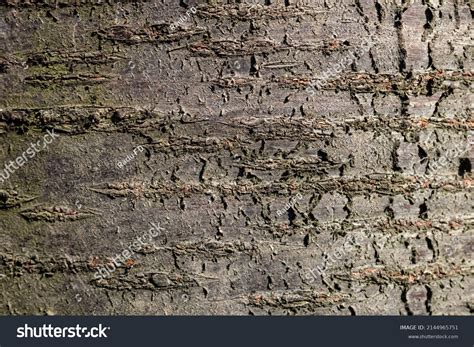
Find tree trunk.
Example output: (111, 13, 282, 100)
(0, 0, 472, 315)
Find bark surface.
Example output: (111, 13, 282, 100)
(0, 0, 472, 315)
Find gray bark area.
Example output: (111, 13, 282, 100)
(0, 0, 472, 315)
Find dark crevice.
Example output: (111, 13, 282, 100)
(419, 202, 428, 220)
(432, 87, 454, 117)
(317, 150, 329, 162)
(384, 198, 395, 219)
(425, 285, 433, 315)
(249, 55, 258, 76)
(392, 140, 403, 172)
(418, 145, 428, 164)
(402, 288, 414, 315)
(394, 9, 407, 73)
(453, 0, 461, 29)
(303, 234, 310, 247)
(198, 158, 207, 182)
(423, 7, 434, 32)
(400, 93, 410, 118)
(375, 1, 384, 23)
(458, 158, 471, 177)
(426, 75, 434, 95)
(427, 42, 434, 69)
(287, 207, 296, 225)
(426, 236, 437, 261)
(410, 246, 417, 264)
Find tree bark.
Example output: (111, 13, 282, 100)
(0, 0, 472, 315)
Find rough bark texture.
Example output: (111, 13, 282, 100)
(0, 0, 472, 315)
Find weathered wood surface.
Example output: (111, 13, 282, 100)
(0, 0, 472, 315)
